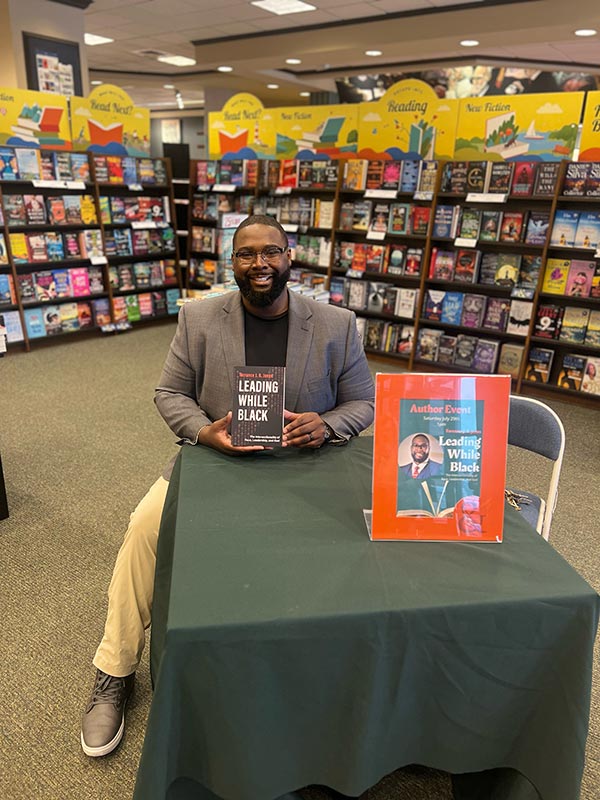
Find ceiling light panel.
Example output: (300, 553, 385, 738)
(251, 0, 317, 15)
(84, 33, 114, 46)
(157, 55, 197, 66)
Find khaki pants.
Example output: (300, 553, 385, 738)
(93, 476, 169, 677)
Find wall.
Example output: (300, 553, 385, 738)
(150, 113, 205, 159)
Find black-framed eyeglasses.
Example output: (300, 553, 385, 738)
(232, 246, 287, 266)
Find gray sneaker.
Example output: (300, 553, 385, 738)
(81, 669, 135, 757)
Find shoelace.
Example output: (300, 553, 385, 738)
(88, 672, 127, 708)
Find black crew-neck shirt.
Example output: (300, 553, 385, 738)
(243, 306, 289, 367)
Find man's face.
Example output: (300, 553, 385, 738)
(411, 435, 430, 463)
(232, 224, 291, 308)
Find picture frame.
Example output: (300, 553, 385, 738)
(23, 32, 83, 97)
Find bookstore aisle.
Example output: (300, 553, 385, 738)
(0, 325, 599, 800)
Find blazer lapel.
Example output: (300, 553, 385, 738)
(220, 293, 246, 395)
(285, 292, 314, 410)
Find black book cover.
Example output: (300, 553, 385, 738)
(231, 366, 286, 446)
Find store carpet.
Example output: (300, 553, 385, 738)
(0, 322, 598, 800)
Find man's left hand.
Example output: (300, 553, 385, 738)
(282, 410, 326, 448)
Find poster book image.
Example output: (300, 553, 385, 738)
(230, 366, 286, 447)
(370, 373, 509, 542)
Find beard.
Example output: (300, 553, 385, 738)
(234, 267, 291, 308)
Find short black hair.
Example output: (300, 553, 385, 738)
(233, 214, 289, 250)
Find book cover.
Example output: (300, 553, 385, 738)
(107, 155, 124, 184)
(110, 196, 126, 224)
(432, 204, 458, 239)
(573, 211, 600, 249)
(64, 195, 82, 225)
(506, 299, 533, 336)
(367, 281, 387, 314)
(80, 195, 98, 226)
(410, 205, 431, 236)
(27, 233, 48, 262)
(478, 252, 499, 285)
(497, 342, 524, 378)
(1, 309, 24, 341)
(494, 253, 521, 287)
(524, 211, 550, 245)
(139, 158, 156, 185)
(458, 207, 481, 239)
(368, 203, 390, 234)
(416, 328, 441, 361)
(92, 297, 111, 326)
(533, 162, 560, 197)
(347, 279, 367, 310)
(230, 366, 286, 446)
(382, 286, 398, 315)
(429, 248, 455, 281)
(534, 303, 563, 339)
(453, 334, 478, 367)
(352, 200, 372, 231)
(472, 339, 499, 373)
(557, 353, 586, 391)
(388, 203, 410, 235)
(396, 324, 414, 354)
(338, 202, 354, 231)
(515, 254, 542, 294)
(125, 294, 141, 322)
(328, 276, 346, 307)
(52, 267, 71, 297)
(381, 160, 402, 190)
(63, 232, 81, 259)
(4, 195, 27, 226)
(417, 160, 438, 194)
(60, 301, 80, 332)
(482, 296, 510, 331)
(9, 232, 30, 263)
(558, 306, 590, 344)
(23, 194, 47, 225)
(42, 304, 62, 335)
(448, 161, 467, 195)
(437, 334, 457, 365)
(337, 241, 355, 270)
(423, 289, 446, 321)
(34, 270, 56, 301)
(479, 210, 502, 242)
(138, 292, 154, 317)
(510, 161, 537, 197)
(542, 258, 570, 294)
(453, 249, 480, 283)
(404, 247, 423, 276)
(343, 159, 367, 190)
(565, 259, 595, 297)
(550, 210, 579, 247)
(70, 152, 90, 182)
(365, 319, 386, 350)
(581, 357, 600, 395)
(16, 272, 36, 303)
(525, 347, 555, 383)
(584, 162, 600, 197)
(486, 162, 514, 194)
(365, 244, 386, 273)
(165, 288, 180, 314)
(93, 155, 109, 182)
(499, 211, 524, 243)
(371, 373, 509, 541)
(0, 273, 14, 306)
(584, 309, 600, 347)
(53, 152, 72, 181)
(399, 160, 420, 193)
(440, 291, 464, 325)
(69, 267, 91, 297)
(351, 243, 366, 272)
(562, 162, 590, 196)
(15, 148, 41, 181)
(23, 307, 47, 339)
(395, 288, 417, 319)
(460, 293, 486, 328)
(0, 147, 19, 180)
(385, 244, 407, 276)
(366, 160, 385, 190)
(77, 301, 94, 328)
(465, 161, 487, 193)
(439, 162, 454, 193)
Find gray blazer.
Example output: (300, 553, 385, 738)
(155, 290, 375, 478)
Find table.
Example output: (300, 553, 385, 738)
(135, 438, 599, 800)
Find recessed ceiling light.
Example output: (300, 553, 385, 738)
(286, 58, 302, 65)
(163, 84, 175, 89)
(84, 33, 114, 46)
(251, 0, 316, 15)
(574, 29, 597, 37)
(90, 80, 102, 86)
(299, 91, 310, 97)
(365, 50, 382, 57)
(460, 39, 480, 47)
(157, 55, 196, 66)
(217, 65, 233, 72)
(267, 84, 279, 89)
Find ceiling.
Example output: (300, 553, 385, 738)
(84, 0, 600, 111)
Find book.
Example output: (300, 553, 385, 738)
(453, 249, 480, 283)
(69, 267, 91, 297)
(27, 233, 48, 262)
(432, 205, 459, 239)
(550, 210, 579, 247)
(558, 306, 590, 344)
(23, 194, 47, 225)
(93, 156, 109, 183)
(365, 319, 386, 350)
(64, 195, 82, 225)
(381, 160, 402, 190)
(514, 254, 542, 297)
(584, 309, 600, 347)
(581, 357, 600, 395)
(370, 374, 510, 542)
(352, 200, 372, 231)
(590, 263, 600, 298)
(388, 203, 410, 235)
(404, 248, 423, 276)
(524, 211, 550, 245)
(0, 147, 19, 180)
(23, 307, 47, 339)
(494, 254, 521, 288)
(440, 291, 464, 325)
(60, 301, 80, 332)
(486, 162, 514, 194)
(573, 211, 600, 249)
(585, 163, 600, 197)
(53, 152, 72, 181)
(43, 305, 62, 335)
(230, 366, 286, 446)
(482, 297, 510, 331)
(453, 334, 478, 367)
(70, 152, 90, 182)
(343, 159, 368, 191)
(385, 244, 407, 276)
(399, 160, 420, 194)
(365, 244, 386, 273)
(46, 231, 66, 261)
(416, 160, 438, 194)
(429, 248, 455, 281)
(80, 195, 98, 226)
(4, 195, 27, 226)
(533, 304, 563, 339)
(525, 347, 555, 383)
(92, 297, 111, 326)
(479, 210, 502, 242)
(15, 148, 41, 181)
(460, 293, 486, 328)
(366, 160, 385, 190)
(9, 232, 30, 263)
(382, 286, 399, 315)
(565, 260, 595, 297)
(410, 206, 431, 236)
(510, 162, 537, 197)
(458, 207, 481, 240)
(416, 328, 441, 361)
(542, 258, 570, 294)
(448, 161, 467, 195)
(395, 288, 417, 319)
(34, 270, 57, 300)
(472, 339, 499, 373)
(499, 211, 524, 243)
(367, 281, 387, 314)
(533, 162, 560, 197)
(347, 279, 367, 310)
(497, 343, 524, 378)
(47, 196, 66, 225)
(506, 299, 533, 336)
(562, 162, 590, 196)
(478, 253, 499, 285)
(437, 334, 458, 365)
(423, 289, 446, 321)
(465, 161, 488, 193)
(368, 203, 390, 234)
(557, 353, 586, 391)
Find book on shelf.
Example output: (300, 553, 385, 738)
(581, 357, 600, 395)
(482, 296, 510, 331)
(350, 242, 366, 272)
(404, 247, 423, 277)
(416, 327, 441, 361)
(16, 148, 42, 181)
(396, 288, 417, 319)
(367, 281, 387, 313)
(497, 342, 524, 378)
(440, 291, 464, 325)
(585, 309, 600, 347)
(542, 258, 570, 294)
(429, 248, 456, 280)
(448, 161, 468, 195)
(70, 267, 91, 296)
(562, 162, 590, 196)
(328, 277, 346, 307)
(23, 307, 46, 339)
(453, 334, 478, 367)
(437, 334, 457, 365)
(533, 162, 560, 197)
(499, 211, 524, 243)
(0, 273, 16, 306)
(382, 286, 399, 315)
(479, 210, 502, 242)
(343, 159, 368, 190)
(365, 319, 386, 350)
(565, 259, 595, 297)
(513, 254, 542, 297)
(416, 160, 438, 194)
(573, 211, 600, 249)
(506, 299, 533, 336)
(0, 147, 19, 180)
(551, 210, 579, 247)
(590, 264, 600, 298)
(347, 279, 368, 310)
(125, 294, 141, 322)
(0, 309, 24, 342)
(524, 211, 550, 245)
(27, 233, 48, 262)
(465, 161, 488, 193)
(385, 243, 407, 276)
(365, 160, 385, 190)
(338, 201, 354, 231)
(472, 338, 500, 373)
(557, 353, 586, 391)
(60, 301, 80, 332)
(314, 198, 335, 229)
(453, 249, 480, 283)
(585, 163, 600, 197)
(388, 203, 410, 235)
(365, 244, 386, 273)
(279, 159, 298, 188)
(486, 161, 514, 194)
(52, 268, 71, 297)
(423, 289, 445, 321)
(17, 273, 36, 303)
(460, 293, 486, 328)
(458, 207, 481, 240)
(558, 306, 590, 344)
(399, 160, 420, 194)
(534, 304, 563, 339)
(4, 195, 27, 226)
(53, 152, 72, 181)
(494, 253, 521, 288)
(368, 203, 390, 234)
(410, 205, 431, 236)
(525, 347, 554, 383)
(478, 252, 499, 285)
(510, 161, 537, 197)
(370, 374, 510, 542)
(432, 204, 460, 239)
(375, 160, 398, 191)
(352, 200, 372, 231)
(23, 194, 47, 224)
(397, 324, 414, 354)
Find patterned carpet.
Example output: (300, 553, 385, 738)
(0, 322, 598, 800)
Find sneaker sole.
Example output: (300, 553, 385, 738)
(80, 715, 125, 758)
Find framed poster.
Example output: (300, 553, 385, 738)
(23, 32, 83, 97)
(161, 119, 181, 144)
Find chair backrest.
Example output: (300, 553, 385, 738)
(508, 395, 565, 540)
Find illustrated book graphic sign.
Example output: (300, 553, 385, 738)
(231, 366, 286, 446)
(370, 373, 510, 541)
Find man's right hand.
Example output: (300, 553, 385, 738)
(197, 412, 265, 455)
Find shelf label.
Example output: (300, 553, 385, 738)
(275, 186, 293, 195)
(466, 192, 507, 203)
(90, 255, 108, 265)
(32, 179, 83, 189)
(366, 229, 386, 241)
(454, 237, 478, 248)
(127, 183, 143, 192)
(196, 184, 212, 192)
(212, 183, 236, 192)
(66, 180, 86, 190)
(364, 189, 397, 199)
(346, 268, 365, 278)
(131, 220, 157, 229)
(413, 191, 433, 201)
(282, 223, 299, 233)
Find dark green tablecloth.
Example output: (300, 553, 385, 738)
(135, 438, 599, 800)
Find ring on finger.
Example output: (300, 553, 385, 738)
(307, 432, 313, 441)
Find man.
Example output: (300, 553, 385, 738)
(398, 434, 442, 480)
(81, 214, 375, 757)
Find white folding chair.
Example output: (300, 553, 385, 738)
(507, 395, 565, 540)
